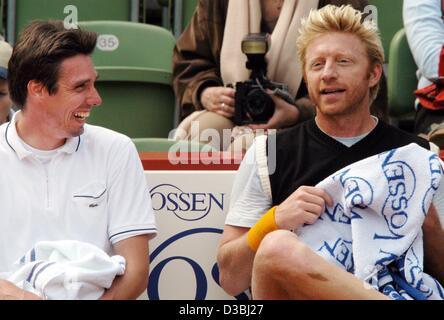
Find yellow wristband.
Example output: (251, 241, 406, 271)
(247, 206, 279, 252)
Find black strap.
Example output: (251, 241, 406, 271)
(442, 0, 444, 21)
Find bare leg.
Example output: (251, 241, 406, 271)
(252, 230, 389, 300)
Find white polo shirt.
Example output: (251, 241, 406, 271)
(0, 112, 157, 273)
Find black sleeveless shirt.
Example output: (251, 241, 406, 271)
(268, 119, 430, 206)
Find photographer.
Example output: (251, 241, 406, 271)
(172, 0, 379, 151)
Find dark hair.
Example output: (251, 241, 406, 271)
(8, 20, 97, 109)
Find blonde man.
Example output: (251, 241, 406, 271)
(217, 5, 444, 299)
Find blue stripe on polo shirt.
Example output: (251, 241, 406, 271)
(5, 121, 16, 153)
(75, 136, 81, 152)
(109, 228, 157, 241)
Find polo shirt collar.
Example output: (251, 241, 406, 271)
(5, 111, 82, 160)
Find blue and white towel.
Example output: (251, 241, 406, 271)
(2, 240, 126, 300)
(298, 143, 444, 300)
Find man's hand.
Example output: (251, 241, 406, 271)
(275, 186, 333, 231)
(0, 280, 41, 300)
(249, 92, 300, 130)
(201, 86, 235, 118)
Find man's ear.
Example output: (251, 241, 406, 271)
(27, 80, 47, 98)
(368, 63, 383, 87)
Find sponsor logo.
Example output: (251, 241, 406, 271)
(150, 184, 225, 221)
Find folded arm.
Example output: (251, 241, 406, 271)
(0, 280, 40, 300)
(100, 235, 150, 300)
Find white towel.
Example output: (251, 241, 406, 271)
(3, 240, 126, 300)
(298, 143, 444, 300)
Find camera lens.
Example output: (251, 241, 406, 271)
(245, 89, 275, 123)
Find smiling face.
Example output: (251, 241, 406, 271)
(38, 54, 102, 139)
(304, 32, 381, 118)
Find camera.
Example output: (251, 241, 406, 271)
(234, 33, 295, 125)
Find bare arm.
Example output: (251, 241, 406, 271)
(217, 226, 255, 296)
(0, 280, 40, 300)
(423, 204, 444, 285)
(100, 235, 150, 300)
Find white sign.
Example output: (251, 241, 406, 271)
(143, 170, 248, 300)
(96, 34, 119, 51)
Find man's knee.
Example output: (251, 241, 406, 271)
(254, 230, 311, 274)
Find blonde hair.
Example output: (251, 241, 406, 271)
(296, 5, 384, 101)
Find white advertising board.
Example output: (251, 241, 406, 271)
(141, 170, 248, 300)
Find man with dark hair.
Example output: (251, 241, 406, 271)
(0, 21, 157, 299)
